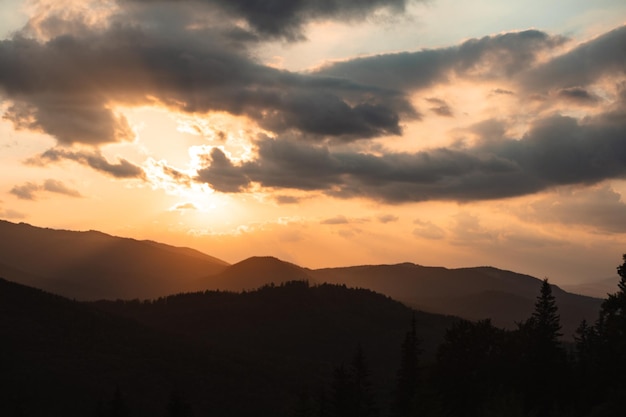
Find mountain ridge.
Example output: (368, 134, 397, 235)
(0, 219, 605, 338)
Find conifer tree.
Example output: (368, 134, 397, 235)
(521, 279, 566, 416)
(329, 364, 351, 417)
(350, 345, 378, 417)
(392, 315, 421, 417)
(329, 346, 378, 417)
(531, 278, 563, 347)
(595, 254, 626, 385)
(165, 390, 193, 417)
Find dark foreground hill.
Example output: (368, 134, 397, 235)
(0, 220, 229, 300)
(1, 277, 455, 417)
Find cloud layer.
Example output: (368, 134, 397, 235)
(1, 0, 625, 205)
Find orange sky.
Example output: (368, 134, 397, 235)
(1, 0, 626, 285)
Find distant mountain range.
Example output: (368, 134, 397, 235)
(0, 219, 609, 337)
(0, 219, 228, 300)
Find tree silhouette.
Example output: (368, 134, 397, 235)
(435, 319, 509, 417)
(350, 345, 378, 417)
(519, 279, 566, 416)
(531, 279, 563, 345)
(328, 346, 378, 417)
(329, 364, 351, 417)
(392, 315, 421, 417)
(165, 390, 193, 417)
(594, 254, 626, 392)
(102, 385, 130, 417)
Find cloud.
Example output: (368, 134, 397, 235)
(274, 195, 301, 205)
(193, 94, 626, 203)
(412, 219, 445, 240)
(0, 10, 413, 145)
(28, 148, 146, 179)
(10, 182, 39, 200)
(556, 87, 598, 104)
(171, 202, 198, 211)
(521, 25, 626, 93)
(10, 179, 82, 200)
(0, 200, 25, 219)
(492, 88, 514, 95)
(124, 0, 414, 41)
(195, 147, 250, 192)
(522, 186, 626, 233)
(321, 215, 350, 225)
(426, 98, 453, 117)
(42, 179, 82, 197)
(377, 214, 399, 223)
(315, 29, 566, 91)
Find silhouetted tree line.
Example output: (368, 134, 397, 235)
(291, 255, 626, 417)
(85, 256, 626, 417)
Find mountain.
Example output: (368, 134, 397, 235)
(310, 264, 602, 338)
(200, 255, 313, 291)
(0, 219, 604, 338)
(561, 276, 620, 298)
(1, 276, 454, 417)
(0, 220, 229, 300)
(201, 258, 602, 338)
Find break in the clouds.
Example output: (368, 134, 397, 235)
(10, 179, 82, 200)
(27, 148, 145, 179)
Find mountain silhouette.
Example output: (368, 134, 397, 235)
(202, 259, 600, 339)
(310, 264, 601, 338)
(0, 219, 602, 338)
(202, 255, 313, 291)
(0, 220, 229, 300)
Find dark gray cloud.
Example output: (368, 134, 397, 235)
(10, 179, 82, 200)
(28, 148, 146, 179)
(193, 94, 626, 202)
(0, 23, 412, 145)
(196, 148, 250, 192)
(315, 29, 566, 91)
(126, 0, 413, 40)
(521, 25, 626, 93)
(557, 87, 598, 104)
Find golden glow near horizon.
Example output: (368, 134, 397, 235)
(1, 0, 626, 286)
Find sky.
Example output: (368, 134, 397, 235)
(1, 0, 626, 286)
